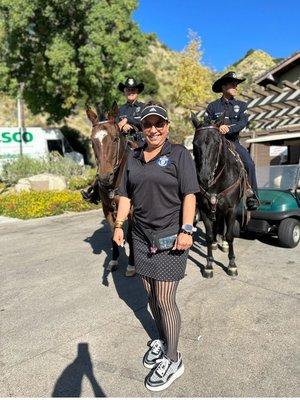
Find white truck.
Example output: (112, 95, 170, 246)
(0, 127, 84, 170)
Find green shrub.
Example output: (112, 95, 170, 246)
(0, 182, 6, 193)
(68, 168, 97, 190)
(0, 190, 100, 219)
(1, 153, 85, 184)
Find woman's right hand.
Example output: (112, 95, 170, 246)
(113, 227, 124, 247)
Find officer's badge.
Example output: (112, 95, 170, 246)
(234, 105, 240, 113)
(157, 156, 170, 167)
(128, 78, 134, 86)
(136, 107, 140, 112)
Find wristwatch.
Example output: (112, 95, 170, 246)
(180, 224, 196, 235)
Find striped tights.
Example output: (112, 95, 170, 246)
(141, 275, 181, 362)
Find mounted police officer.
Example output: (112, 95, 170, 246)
(117, 77, 145, 143)
(205, 71, 259, 210)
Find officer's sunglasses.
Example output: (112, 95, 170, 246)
(142, 120, 167, 130)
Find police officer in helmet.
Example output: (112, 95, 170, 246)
(205, 71, 259, 210)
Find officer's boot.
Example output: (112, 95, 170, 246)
(81, 180, 100, 205)
(245, 185, 260, 211)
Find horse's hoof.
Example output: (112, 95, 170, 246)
(203, 269, 213, 279)
(211, 242, 218, 250)
(227, 267, 238, 277)
(125, 264, 136, 277)
(221, 241, 229, 253)
(107, 260, 118, 272)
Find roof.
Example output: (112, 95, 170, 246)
(246, 132, 300, 144)
(243, 80, 300, 130)
(255, 52, 300, 86)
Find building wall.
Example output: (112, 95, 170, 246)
(240, 136, 284, 166)
(277, 65, 300, 86)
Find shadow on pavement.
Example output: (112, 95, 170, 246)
(85, 221, 157, 341)
(257, 235, 282, 248)
(52, 343, 105, 397)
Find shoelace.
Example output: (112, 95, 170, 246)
(156, 357, 171, 377)
(151, 340, 163, 355)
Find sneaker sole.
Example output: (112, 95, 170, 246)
(145, 363, 184, 392)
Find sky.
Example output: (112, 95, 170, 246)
(133, 0, 300, 71)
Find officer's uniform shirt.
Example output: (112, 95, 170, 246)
(119, 140, 199, 233)
(116, 100, 144, 131)
(204, 97, 248, 142)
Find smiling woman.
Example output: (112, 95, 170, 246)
(141, 102, 170, 156)
(112, 101, 200, 392)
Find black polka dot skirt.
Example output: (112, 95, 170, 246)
(132, 233, 189, 281)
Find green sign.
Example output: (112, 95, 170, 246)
(0, 131, 34, 143)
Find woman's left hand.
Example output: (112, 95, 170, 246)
(172, 233, 193, 251)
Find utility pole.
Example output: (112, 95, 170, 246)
(17, 82, 25, 156)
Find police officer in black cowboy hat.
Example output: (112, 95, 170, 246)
(205, 71, 259, 210)
(116, 77, 145, 140)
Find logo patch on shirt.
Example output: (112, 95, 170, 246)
(136, 107, 141, 112)
(156, 156, 170, 167)
(234, 105, 240, 113)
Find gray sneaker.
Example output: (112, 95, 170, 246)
(145, 353, 184, 392)
(143, 339, 165, 369)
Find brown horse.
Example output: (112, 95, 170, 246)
(86, 103, 135, 276)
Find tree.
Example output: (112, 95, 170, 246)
(0, 0, 149, 122)
(173, 31, 215, 108)
(137, 69, 159, 96)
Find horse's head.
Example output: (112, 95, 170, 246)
(191, 112, 223, 187)
(86, 102, 127, 186)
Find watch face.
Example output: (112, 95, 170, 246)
(182, 224, 193, 232)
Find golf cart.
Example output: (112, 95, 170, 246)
(236, 133, 300, 248)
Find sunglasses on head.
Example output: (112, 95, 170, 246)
(142, 120, 167, 130)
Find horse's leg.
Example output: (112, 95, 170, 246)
(225, 209, 238, 277)
(105, 210, 119, 271)
(212, 220, 218, 251)
(201, 211, 214, 278)
(219, 217, 229, 253)
(125, 221, 136, 277)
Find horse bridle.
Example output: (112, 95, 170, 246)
(195, 126, 243, 220)
(195, 126, 225, 188)
(94, 120, 126, 192)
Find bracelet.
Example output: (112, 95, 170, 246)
(114, 220, 124, 229)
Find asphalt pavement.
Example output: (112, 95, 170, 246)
(0, 210, 299, 397)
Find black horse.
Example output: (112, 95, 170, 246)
(192, 115, 247, 278)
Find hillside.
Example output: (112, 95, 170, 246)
(225, 49, 277, 92)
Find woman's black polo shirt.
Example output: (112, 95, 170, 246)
(119, 140, 199, 232)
